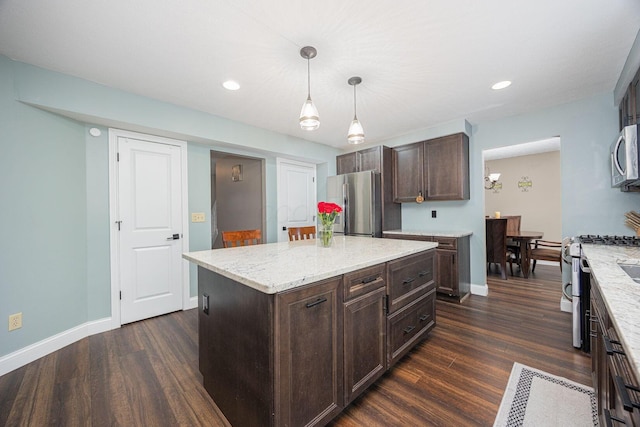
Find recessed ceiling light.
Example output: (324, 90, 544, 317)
(491, 80, 512, 90)
(222, 80, 240, 91)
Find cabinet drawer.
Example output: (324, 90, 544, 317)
(387, 289, 436, 367)
(343, 263, 386, 301)
(433, 236, 456, 250)
(387, 251, 435, 313)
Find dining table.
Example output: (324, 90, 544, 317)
(507, 231, 544, 278)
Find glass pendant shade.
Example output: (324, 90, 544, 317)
(299, 96, 320, 131)
(347, 76, 364, 144)
(347, 117, 365, 144)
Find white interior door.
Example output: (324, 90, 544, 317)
(276, 159, 317, 242)
(117, 135, 183, 324)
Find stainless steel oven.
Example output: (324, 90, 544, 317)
(568, 235, 640, 352)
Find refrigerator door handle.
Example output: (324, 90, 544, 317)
(342, 182, 349, 235)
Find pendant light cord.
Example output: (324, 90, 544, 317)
(353, 84, 358, 119)
(307, 58, 311, 98)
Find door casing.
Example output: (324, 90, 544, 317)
(108, 128, 191, 329)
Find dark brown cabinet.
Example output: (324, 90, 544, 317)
(336, 145, 385, 175)
(386, 250, 436, 364)
(384, 233, 471, 302)
(336, 145, 401, 232)
(392, 133, 469, 202)
(277, 277, 343, 427)
(336, 151, 358, 174)
(391, 142, 424, 203)
(619, 67, 640, 129)
(343, 264, 386, 405)
(591, 277, 640, 426)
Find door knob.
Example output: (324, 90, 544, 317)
(166, 234, 180, 240)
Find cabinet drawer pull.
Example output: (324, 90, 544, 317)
(603, 408, 626, 426)
(403, 325, 416, 334)
(402, 277, 415, 285)
(361, 276, 378, 284)
(418, 270, 429, 277)
(305, 297, 327, 308)
(604, 336, 625, 356)
(419, 314, 428, 322)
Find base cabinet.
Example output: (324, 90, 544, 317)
(384, 233, 470, 302)
(198, 249, 436, 427)
(276, 277, 344, 427)
(591, 278, 640, 426)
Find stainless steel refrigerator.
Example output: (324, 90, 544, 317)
(326, 170, 382, 237)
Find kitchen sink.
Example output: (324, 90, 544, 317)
(618, 263, 640, 284)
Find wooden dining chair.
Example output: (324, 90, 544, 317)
(288, 226, 316, 241)
(221, 229, 261, 248)
(504, 215, 522, 265)
(486, 218, 515, 280)
(529, 240, 562, 273)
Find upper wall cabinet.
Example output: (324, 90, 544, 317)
(336, 146, 384, 175)
(619, 67, 640, 130)
(392, 133, 470, 202)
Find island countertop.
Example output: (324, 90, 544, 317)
(582, 244, 640, 379)
(183, 235, 438, 294)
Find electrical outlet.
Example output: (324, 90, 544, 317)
(191, 212, 205, 223)
(432, 210, 437, 218)
(9, 313, 22, 331)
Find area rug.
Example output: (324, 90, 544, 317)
(493, 362, 598, 426)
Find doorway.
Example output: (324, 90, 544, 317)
(482, 137, 562, 280)
(210, 151, 264, 248)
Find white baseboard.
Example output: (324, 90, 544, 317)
(187, 295, 198, 310)
(0, 317, 114, 377)
(471, 283, 488, 296)
(0, 299, 200, 377)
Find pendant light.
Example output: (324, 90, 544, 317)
(299, 46, 320, 131)
(347, 76, 364, 144)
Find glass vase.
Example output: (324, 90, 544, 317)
(318, 223, 334, 247)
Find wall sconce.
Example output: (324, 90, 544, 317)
(484, 171, 501, 190)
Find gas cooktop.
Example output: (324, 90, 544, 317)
(576, 235, 640, 246)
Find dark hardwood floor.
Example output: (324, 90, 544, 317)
(0, 264, 590, 427)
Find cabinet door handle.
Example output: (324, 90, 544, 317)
(402, 277, 415, 285)
(305, 297, 327, 308)
(419, 314, 428, 322)
(613, 375, 637, 412)
(418, 270, 429, 277)
(604, 336, 625, 356)
(403, 325, 416, 334)
(603, 408, 626, 426)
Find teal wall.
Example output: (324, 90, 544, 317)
(0, 55, 340, 358)
(0, 56, 89, 355)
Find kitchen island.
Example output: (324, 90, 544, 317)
(183, 236, 438, 427)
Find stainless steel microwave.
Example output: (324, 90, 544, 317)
(611, 124, 640, 188)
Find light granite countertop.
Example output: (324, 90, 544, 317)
(383, 229, 473, 238)
(582, 244, 640, 379)
(183, 235, 438, 294)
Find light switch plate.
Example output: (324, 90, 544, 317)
(191, 212, 205, 223)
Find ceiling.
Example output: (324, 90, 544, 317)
(1, 1, 639, 149)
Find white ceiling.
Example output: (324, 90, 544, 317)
(1, 0, 639, 149)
